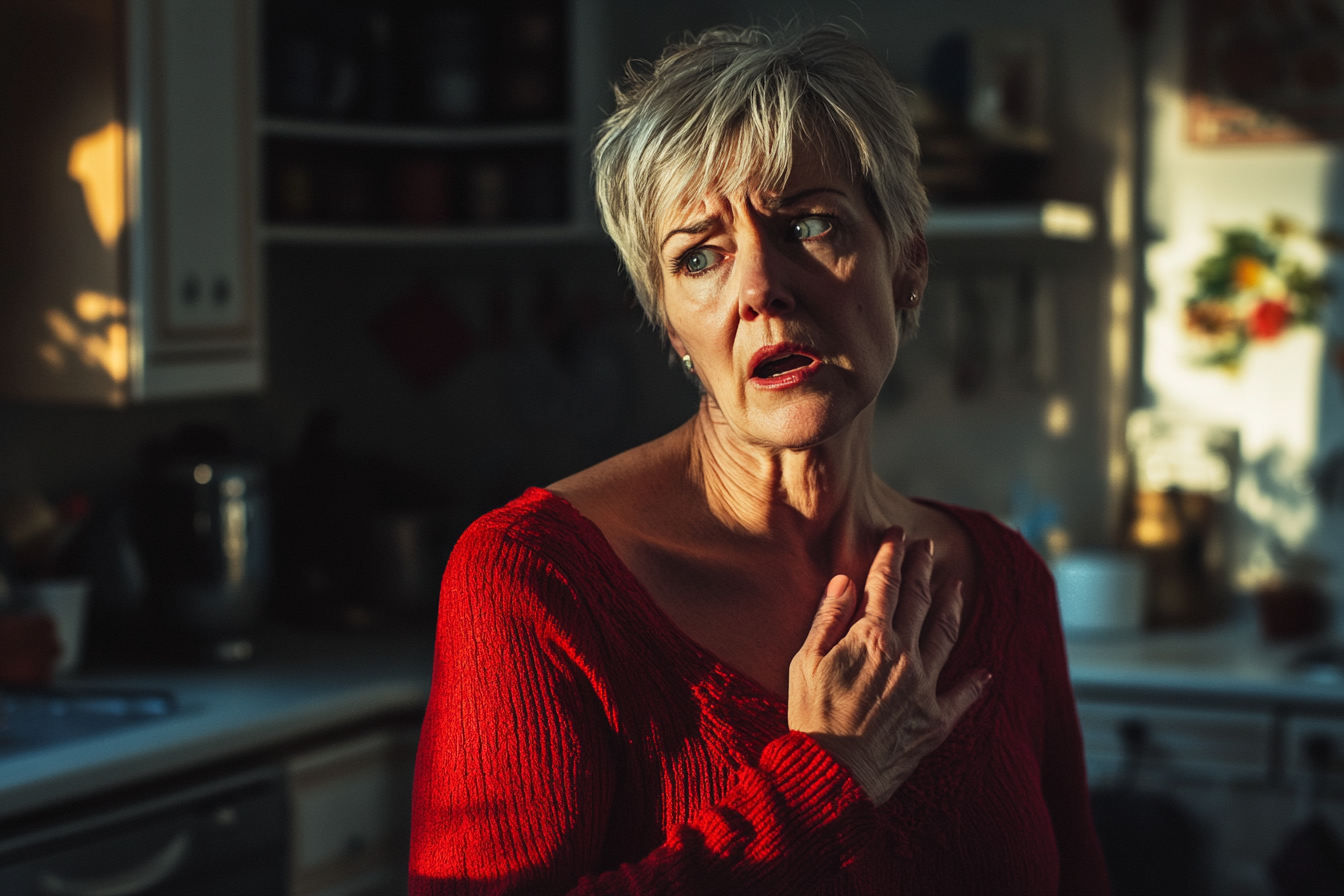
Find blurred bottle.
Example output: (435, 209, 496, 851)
(321, 148, 381, 221)
(513, 151, 565, 222)
(491, 1, 565, 121)
(421, 8, 483, 122)
(269, 142, 318, 221)
(466, 159, 510, 223)
(392, 154, 452, 224)
(365, 5, 399, 120)
(267, 3, 325, 116)
(1126, 412, 1236, 628)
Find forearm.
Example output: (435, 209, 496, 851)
(413, 732, 876, 896)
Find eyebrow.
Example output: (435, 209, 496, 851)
(659, 187, 848, 249)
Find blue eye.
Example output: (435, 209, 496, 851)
(791, 216, 832, 239)
(681, 247, 722, 274)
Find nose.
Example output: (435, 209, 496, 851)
(734, 220, 796, 322)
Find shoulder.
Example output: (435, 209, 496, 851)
(923, 501, 1049, 578)
(443, 488, 617, 622)
(916, 500, 1057, 623)
(548, 425, 692, 542)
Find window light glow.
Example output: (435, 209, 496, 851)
(67, 121, 126, 248)
(42, 291, 130, 384)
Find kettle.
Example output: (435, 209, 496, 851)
(140, 426, 269, 661)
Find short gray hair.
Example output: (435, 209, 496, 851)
(592, 24, 929, 339)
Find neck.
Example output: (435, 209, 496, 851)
(680, 395, 889, 567)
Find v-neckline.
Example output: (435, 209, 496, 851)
(526, 486, 990, 711)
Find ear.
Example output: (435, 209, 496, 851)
(894, 232, 929, 301)
(666, 324, 688, 360)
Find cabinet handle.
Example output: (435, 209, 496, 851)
(39, 831, 190, 896)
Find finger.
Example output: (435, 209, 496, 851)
(939, 669, 991, 725)
(918, 578, 963, 673)
(891, 539, 935, 645)
(860, 527, 906, 625)
(800, 575, 858, 659)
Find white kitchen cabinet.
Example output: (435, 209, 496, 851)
(287, 725, 419, 896)
(1078, 696, 1344, 895)
(1076, 700, 1276, 785)
(0, 0, 261, 405)
(127, 0, 263, 400)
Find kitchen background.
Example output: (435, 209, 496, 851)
(3, 0, 1344, 894)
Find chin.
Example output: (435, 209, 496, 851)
(748, 392, 869, 451)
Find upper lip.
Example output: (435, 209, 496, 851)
(748, 342, 821, 378)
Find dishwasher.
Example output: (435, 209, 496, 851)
(0, 763, 288, 895)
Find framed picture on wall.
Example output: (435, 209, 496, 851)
(1187, 0, 1344, 145)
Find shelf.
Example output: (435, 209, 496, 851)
(925, 201, 1097, 241)
(262, 223, 607, 246)
(265, 202, 1100, 248)
(260, 117, 572, 148)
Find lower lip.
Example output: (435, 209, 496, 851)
(750, 359, 822, 390)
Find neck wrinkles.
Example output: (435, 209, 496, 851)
(685, 394, 886, 552)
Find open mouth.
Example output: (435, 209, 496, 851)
(749, 344, 821, 386)
(754, 354, 814, 378)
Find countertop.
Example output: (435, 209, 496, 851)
(0, 626, 435, 824)
(7, 614, 1344, 826)
(1067, 615, 1344, 711)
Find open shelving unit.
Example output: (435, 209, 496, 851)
(257, 0, 608, 247)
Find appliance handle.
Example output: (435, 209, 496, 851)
(39, 831, 191, 896)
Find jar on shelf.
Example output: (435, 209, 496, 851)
(420, 8, 483, 122)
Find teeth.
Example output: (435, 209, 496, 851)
(755, 353, 811, 378)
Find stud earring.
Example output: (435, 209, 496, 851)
(682, 354, 694, 373)
(908, 291, 920, 305)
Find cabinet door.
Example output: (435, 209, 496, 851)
(287, 726, 418, 896)
(1076, 700, 1275, 784)
(128, 0, 262, 400)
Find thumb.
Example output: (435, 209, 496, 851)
(801, 575, 857, 659)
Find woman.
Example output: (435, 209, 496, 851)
(410, 25, 1108, 895)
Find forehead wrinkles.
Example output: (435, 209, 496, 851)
(648, 126, 791, 246)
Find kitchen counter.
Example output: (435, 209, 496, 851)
(8, 614, 1344, 826)
(0, 626, 434, 824)
(1067, 616, 1344, 711)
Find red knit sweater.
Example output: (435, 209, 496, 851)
(410, 488, 1109, 894)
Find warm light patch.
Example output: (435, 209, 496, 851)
(37, 343, 65, 371)
(1044, 395, 1073, 437)
(42, 293, 130, 384)
(46, 309, 80, 346)
(75, 290, 127, 322)
(1041, 201, 1096, 241)
(67, 121, 126, 247)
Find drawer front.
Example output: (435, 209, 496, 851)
(0, 768, 286, 896)
(287, 726, 418, 896)
(1077, 701, 1274, 783)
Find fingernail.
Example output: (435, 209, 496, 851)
(826, 575, 850, 598)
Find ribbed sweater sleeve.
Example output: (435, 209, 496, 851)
(409, 511, 878, 896)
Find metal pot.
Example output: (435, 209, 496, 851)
(141, 455, 269, 659)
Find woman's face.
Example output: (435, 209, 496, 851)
(659, 144, 925, 451)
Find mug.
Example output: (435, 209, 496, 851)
(13, 578, 90, 676)
(1052, 552, 1145, 635)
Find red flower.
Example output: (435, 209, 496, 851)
(1248, 300, 1290, 340)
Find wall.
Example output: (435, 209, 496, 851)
(0, 0, 1133, 556)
